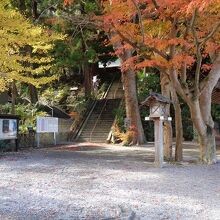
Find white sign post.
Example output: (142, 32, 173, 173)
(145, 116, 172, 168)
(36, 117, 58, 147)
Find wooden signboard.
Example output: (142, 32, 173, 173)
(36, 117, 58, 147)
(0, 114, 19, 151)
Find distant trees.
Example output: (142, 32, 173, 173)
(38, 0, 115, 98)
(8, 0, 116, 104)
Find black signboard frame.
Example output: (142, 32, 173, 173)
(0, 114, 20, 151)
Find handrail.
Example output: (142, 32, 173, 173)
(113, 80, 120, 99)
(73, 76, 116, 141)
(102, 75, 116, 99)
(73, 99, 97, 140)
(90, 78, 123, 142)
(88, 76, 117, 142)
(89, 98, 109, 142)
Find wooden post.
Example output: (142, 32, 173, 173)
(37, 133, 40, 148)
(54, 132, 57, 146)
(15, 118, 19, 151)
(154, 118, 164, 168)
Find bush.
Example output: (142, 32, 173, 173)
(0, 103, 47, 134)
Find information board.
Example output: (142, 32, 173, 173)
(37, 117, 58, 133)
(0, 119, 17, 140)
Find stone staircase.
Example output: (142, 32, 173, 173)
(106, 80, 124, 99)
(75, 79, 123, 143)
(77, 99, 121, 143)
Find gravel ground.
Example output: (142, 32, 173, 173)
(0, 143, 220, 220)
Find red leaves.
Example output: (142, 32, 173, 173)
(97, 0, 220, 77)
(136, 59, 165, 69)
(63, 0, 74, 6)
(205, 42, 220, 54)
(170, 54, 195, 69)
(202, 64, 213, 72)
(121, 56, 138, 72)
(134, 54, 195, 71)
(167, 39, 192, 48)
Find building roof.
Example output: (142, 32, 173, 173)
(38, 104, 71, 119)
(0, 114, 20, 119)
(98, 59, 121, 68)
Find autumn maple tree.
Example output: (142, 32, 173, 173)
(100, 0, 220, 163)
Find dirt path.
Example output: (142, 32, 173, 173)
(0, 143, 220, 219)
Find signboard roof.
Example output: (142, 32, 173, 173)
(141, 92, 171, 106)
(0, 114, 20, 119)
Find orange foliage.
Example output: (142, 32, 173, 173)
(98, 0, 220, 75)
(112, 124, 135, 145)
(63, 0, 220, 79)
(64, 0, 74, 6)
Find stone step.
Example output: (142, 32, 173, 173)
(81, 129, 112, 132)
(80, 135, 109, 139)
(77, 138, 107, 143)
(88, 117, 115, 121)
(80, 130, 111, 136)
(76, 93, 122, 143)
(89, 114, 115, 117)
(85, 121, 114, 126)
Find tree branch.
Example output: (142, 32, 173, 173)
(168, 68, 190, 102)
(200, 20, 220, 47)
(166, 18, 191, 102)
(190, 10, 220, 98)
(190, 8, 202, 98)
(113, 24, 169, 60)
(130, 0, 145, 43)
(34, 4, 57, 23)
(151, 0, 159, 9)
(180, 20, 190, 84)
(200, 54, 220, 95)
(61, 13, 97, 29)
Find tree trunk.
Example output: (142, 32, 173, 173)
(168, 55, 220, 164)
(121, 69, 146, 144)
(119, 50, 146, 145)
(199, 89, 217, 163)
(171, 89, 183, 161)
(160, 73, 173, 160)
(32, 0, 38, 19)
(109, 33, 146, 144)
(163, 122, 172, 159)
(189, 99, 217, 164)
(11, 81, 18, 115)
(198, 132, 216, 164)
(18, 0, 26, 12)
(28, 84, 38, 104)
(83, 62, 93, 98)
